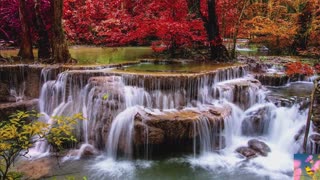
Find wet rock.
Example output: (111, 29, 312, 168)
(309, 134, 320, 154)
(212, 136, 226, 150)
(133, 105, 231, 153)
(16, 157, 55, 179)
(209, 109, 221, 116)
(294, 125, 305, 141)
(266, 95, 296, 107)
(248, 139, 271, 156)
(299, 99, 310, 111)
(63, 144, 99, 160)
(0, 65, 43, 99)
(80, 144, 99, 158)
(255, 74, 289, 86)
(86, 76, 127, 149)
(0, 99, 39, 118)
(119, 65, 248, 92)
(241, 105, 274, 136)
(213, 78, 264, 109)
(0, 83, 15, 102)
(134, 120, 165, 145)
(236, 146, 258, 159)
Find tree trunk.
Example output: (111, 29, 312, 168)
(187, 0, 229, 61)
(52, 0, 71, 63)
(205, 0, 229, 61)
(18, 0, 34, 61)
(35, 0, 51, 60)
(291, 1, 313, 55)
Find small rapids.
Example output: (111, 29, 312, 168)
(188, 101, 307, 180)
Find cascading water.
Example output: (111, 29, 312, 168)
(25, 63, 312, 179)
(106, 106, 140, 159)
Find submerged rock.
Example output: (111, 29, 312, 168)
(236, 146, 258, 159)
(248, 139, 271, 156)
(80, 144, 99, 158)
(236, 139, 271, 159)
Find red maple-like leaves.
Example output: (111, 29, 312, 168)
(285, 62, 314, 76)
(63, 0, 207, 51)
(0, 0, 244, 53)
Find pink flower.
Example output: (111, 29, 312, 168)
(294, 160, 301, 169)
(306, 155, 313, 162)
(294, 168, 302, 180)
(312, 160, 320, 171)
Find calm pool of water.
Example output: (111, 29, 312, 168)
(0, 46, 153, 65)
(113, 62, 239, 74)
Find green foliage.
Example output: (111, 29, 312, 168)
(259, 56, 268, 61)
(0, 111, 84, 180)
(47, 113, 85, 152)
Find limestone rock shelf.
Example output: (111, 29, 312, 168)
(0, 99, 39, 117)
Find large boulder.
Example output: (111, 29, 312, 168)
(122, 105, 232, 156)
(248, 139, 271, 156)
(134, 105, 231, 147)
(86, 76, 127, 149)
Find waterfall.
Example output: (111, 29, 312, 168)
(6, 61, 310, 179)
(193, 115, 223, 155)
(29, 65, 264, 158)
(106, 106, 139, 159)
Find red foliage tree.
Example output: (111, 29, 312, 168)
(1, 0, 243, 61)
(63, 0, 207, 57)
(285, 62, 314, 76)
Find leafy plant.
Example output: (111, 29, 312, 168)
(0, 111, 84, 180)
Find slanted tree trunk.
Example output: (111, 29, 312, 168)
(52, 0, 71, 63)
(231, 0, 249, 59)
(35, 0, 51, 60)
(18, 0, 34, 61)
